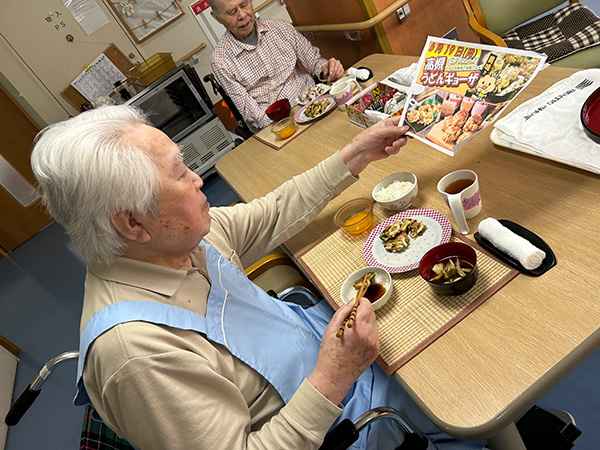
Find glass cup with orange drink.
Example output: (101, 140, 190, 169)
(334, 199, 374, 236)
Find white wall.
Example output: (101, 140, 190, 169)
(0, 343, 18, 450)
(0, 0, 291, 126)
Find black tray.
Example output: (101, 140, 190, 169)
(357, 66, 374, 82)
(473, 219, 556, 276)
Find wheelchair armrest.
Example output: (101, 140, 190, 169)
(277, 285, 321, 308)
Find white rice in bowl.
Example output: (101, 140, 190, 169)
(374, 180, 414, 202)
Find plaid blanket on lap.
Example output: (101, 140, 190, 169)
(81, 405, 135, 450)
(502, 3, 600, 63)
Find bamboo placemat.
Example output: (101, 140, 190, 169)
(252, 106, 314, 150)
(297, 207, 519, 375)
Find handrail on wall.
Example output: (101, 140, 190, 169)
(294, 0, 410, 33)
(178, 43, 207, 62)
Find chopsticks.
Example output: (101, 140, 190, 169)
(336, 274, 369, 338)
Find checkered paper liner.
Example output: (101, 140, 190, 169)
(297, 206, 519, 375)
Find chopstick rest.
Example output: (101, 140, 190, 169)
(478, 218, 546, 270)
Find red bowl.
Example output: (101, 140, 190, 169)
(581, 86, 600, 144)
(266, 99, 291, 122)
(419, 242, 478, 296)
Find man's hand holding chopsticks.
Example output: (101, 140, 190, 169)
(306, 299, 379, 406)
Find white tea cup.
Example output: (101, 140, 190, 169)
(330, 77, 361, 110)
(437, 169, 482, 235)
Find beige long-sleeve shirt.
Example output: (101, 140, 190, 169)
(81, 153, 357, 449)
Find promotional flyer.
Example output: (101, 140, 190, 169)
(400, 37, 547, 156)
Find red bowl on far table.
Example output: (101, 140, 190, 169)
(581, 86, 600, 144)
(266, 98, 291, 122)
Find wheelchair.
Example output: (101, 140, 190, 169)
(203, 73, 253, 140)
(4, 254, 581, 450)
(5, 268, 430, 449)
(5, 344, 429, 450)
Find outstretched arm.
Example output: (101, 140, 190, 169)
(209, 116, 410, 267)
(339, 116, 410, 176)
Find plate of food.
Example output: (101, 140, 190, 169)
(297, 84, 331, 105)
(363, 209, 452, 273)
(295, 95, 336, 123)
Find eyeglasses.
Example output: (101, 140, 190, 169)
(224, 0, 252, 17)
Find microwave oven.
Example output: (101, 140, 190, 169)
(127, 64, 234, 176)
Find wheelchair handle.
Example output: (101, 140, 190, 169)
(4, 384, 41, 426)
(4, 350, 79, 426)
(203, 74, 220, 95)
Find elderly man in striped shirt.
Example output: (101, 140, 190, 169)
(209, 0, 345, 133)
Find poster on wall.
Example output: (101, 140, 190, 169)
(399, 36, 546, 156)
(107, 0, 185, 43)
(64, 0, 110, 35)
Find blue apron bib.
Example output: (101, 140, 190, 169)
(74, 242, 468, 450)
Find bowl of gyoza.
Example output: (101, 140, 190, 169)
(372, 172, 418, 211)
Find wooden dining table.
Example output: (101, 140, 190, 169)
(215, 53, 600, 449)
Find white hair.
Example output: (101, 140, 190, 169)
(208, 0, 221, 17)
(30, 105, 161, 264)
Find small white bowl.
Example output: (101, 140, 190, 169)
(372, 172, 418, 211)
(340, 266, 392, 312)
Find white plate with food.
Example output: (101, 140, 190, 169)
(295, 95, 336, 123)
(363, 209, 452, 273)
(297, 84, 331, 105)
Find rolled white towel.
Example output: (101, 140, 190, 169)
(478, 218, 546, 270)
(347, 67, 371, 81)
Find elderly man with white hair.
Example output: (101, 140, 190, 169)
(30, 105, 482, 450)
(209, 0, 345, 133)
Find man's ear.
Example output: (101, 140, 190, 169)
(111, 211, 151, 244)
(210, 10, 223, 25)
